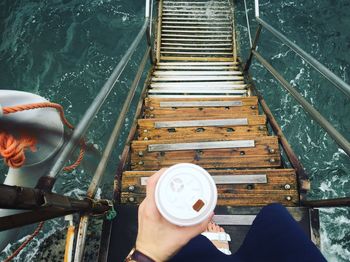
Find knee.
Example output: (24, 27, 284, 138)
(259, 203, 290, 219)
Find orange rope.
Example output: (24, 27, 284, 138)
(63, 140, 85, 172)
(3, 102, 74, 129)
(0, 102, 84, 169)
(0, 133, 37, 168)
(4, 221, 45, 262)
(2, 102, 87, 261)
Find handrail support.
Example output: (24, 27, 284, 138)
(244, 24, 262, 72)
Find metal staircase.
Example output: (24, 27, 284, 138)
(105, 0, 350, 260)
(122, 0, 298, 208)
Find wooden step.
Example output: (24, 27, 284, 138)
(161, 47, 232, 51)
(157, 62, 239, 65)
(121, 169, 298, 206)
(144, 96, 258, 117)
(148, 89, 247, 95)
(152, 75, 241, 81)
(160, 56, 235, 61)
(162, 26, 231, 29)
(162, 21, 232, 25)
(131, 136, 280, 170)
(143, 108, 258, 118)
(162, 13, 230, 18)
(137, 115, 266, 141)
(147, 95, 246, 99)
(161, 38, 232, 42)
(155, 65, 238, 70)
(153, 71, 241, 76)
(149, 83, 246, 90)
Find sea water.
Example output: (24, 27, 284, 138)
(0, 0, 349, 261)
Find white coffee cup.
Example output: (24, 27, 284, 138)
(155, 163, 217, 226)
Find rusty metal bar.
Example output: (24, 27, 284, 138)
(244, 24, 262, 72)
(73, 47, 151, 262)
(248, 83, 309, 202)
(252, 50, 350, 157)
(302, 198, 350, 208)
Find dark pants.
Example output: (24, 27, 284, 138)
(170, 204, 326, 262)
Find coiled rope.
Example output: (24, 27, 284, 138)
(1, 102, 85, 261)
(0, 102, 84, 171)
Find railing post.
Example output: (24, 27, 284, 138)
(243, 0, 252, 47)
(145, 0, 150, 18)
(254, 0, 260, 18)
(244, 24, 262, 72)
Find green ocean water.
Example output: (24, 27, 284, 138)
(0, 0, 349, 261)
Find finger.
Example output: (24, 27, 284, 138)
(187, 211, 214, 237)
(200, 212, 215, 233)
(146, 168, 167, 200)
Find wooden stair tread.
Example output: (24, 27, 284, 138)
(137, 116, 266, 140)
(145, 96, 257, 104)
(121, 169, 298, 206)
(137, 126, 267, 141)
(131, 136, 280, 170)
(138, 115, 265, 125)
(144, 97, 258, 117)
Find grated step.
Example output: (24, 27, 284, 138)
(162, 38, 232, 42)
(152, 75, 242, 81)
(161, 46, 232, 51)
(153, 71, 241, 76)
(148, 89, 247, 94)
(149, 83, 246, 89)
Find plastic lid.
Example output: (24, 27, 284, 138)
(155, 163, 217, 226)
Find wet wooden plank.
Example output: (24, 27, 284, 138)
(145, 96, 257, 106)
(137, 115, 267, 141)
(153, 118, 249, 128)
(149, 82, 246, 89)
(137, 125, 267, 141)
(121, 169, 297, 206)
(143, 108, 259, 118)
(131, 137, 280, 170)
(144, 97, 258, 118)
(139, 115, 265, 127)
(148, 140, 256, 152)
(140, 174, 268, 185)
(160, 56, 235, 61)
(156, 62, 239, 65)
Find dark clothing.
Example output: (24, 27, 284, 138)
(170, 204, 326, 262)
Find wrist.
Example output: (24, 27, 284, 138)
(135, 242, 166, 262)
(125, 247, 156, 262)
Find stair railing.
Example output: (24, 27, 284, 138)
(0, 0, 156, 260)
(242, 0, 350, 207)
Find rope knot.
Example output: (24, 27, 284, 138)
(0, 132, 37, 168)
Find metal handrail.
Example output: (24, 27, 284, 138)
(252, 49, 350, 156)
(243, 0, 253, 47)
(73, 2, 155, 261)
(243, 1, 350, 157)
(250, 1, 350, 99)
(45, 3, 153, 181)
(256, 17, 350, 98)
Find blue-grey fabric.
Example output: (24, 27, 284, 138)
(170, 204, 326, 262)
